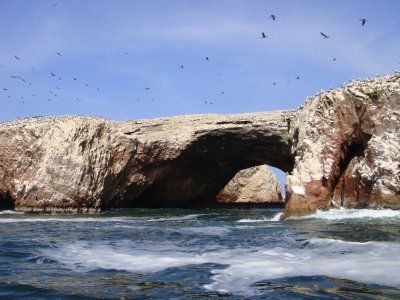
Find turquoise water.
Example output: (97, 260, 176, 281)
(0, 208, 400, 299)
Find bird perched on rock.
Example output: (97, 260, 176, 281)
(269, 14, 276, 21)
(359, 18, 367, 26)
(320, 32, 330, 38)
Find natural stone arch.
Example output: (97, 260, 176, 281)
(0, 111, 296, 212)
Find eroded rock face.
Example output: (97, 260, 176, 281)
(216, 165, 283, 204)
(0, 111, 294, 212)
(285, 72, 400, 216)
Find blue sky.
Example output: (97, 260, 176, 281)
(1, 0, 399, 186)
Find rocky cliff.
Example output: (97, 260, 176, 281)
(216, 165, 283, 204)
(0, 111, 294, 212)
(0, 72, 399, 215)
(285, 72, 400, 216)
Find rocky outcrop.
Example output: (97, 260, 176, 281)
(0, 111, 294, 212)
(216, 165, 283, 204)
(1, 72, 399, 215)
(285, 72, 400, 216)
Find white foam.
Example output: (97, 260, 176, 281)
(0, 210, 24, 215)
(146, 214, 201, 222)
(237, 212, 283, 223)
(204, 238, 400, 295)
(0, 217, 134, 223)
(42, 237, 400, 295)
(0, 214, 202, 224)
(270, 212, 283, 222)
(291, 208, 400, 220)
(237, 218, 267, 223)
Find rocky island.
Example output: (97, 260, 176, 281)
(0, 72, 399, 216)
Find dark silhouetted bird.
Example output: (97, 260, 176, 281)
(261, 32, 267, 38)
(145, 87, 150, 90)
(320, 32, 330, 38)
(360, 18, 367, 26)
(14, 55, 20, 60)
(73, 77, 77, 81)
(3, 88, 7, 90)
(221, 91, 224, 94)
(56, 52, 62, 56)
(296, 76, 300, 80)
(51, 72, 56, 77)
(269, 15, 276, 21)
(180, 65, 184, 69)
(97, 88, 100, 91)
(11, 75, 26, 82)
(85, 83, 88, 86)
(52, 3, 57, 7)
(272, 82, 277, 86)
(206, 56, 210, 61)
(124, 51, 128, 55)
(333, 57, 337, 62)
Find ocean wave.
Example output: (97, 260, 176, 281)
(0, 210, 24, 215)
(237, 212, 283, 223)
(290, 208, 400, 220)
(42, 237, 400, 295)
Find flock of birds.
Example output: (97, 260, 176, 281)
(1, 9, 371, 111)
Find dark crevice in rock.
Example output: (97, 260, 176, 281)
(0, 190, 14, 210)
(334, 131, 372, 206)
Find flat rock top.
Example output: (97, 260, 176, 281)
(0, 110, 296, 145)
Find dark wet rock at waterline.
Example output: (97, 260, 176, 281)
(0, 72, 399, 215)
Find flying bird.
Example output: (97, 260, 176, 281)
(52, 3, 58, 7)
(180, 65, 184, 69)
(51, 72, 56, 77)
(97, 88, 100, 91)
(3, 88, 7, 90)
(85, 83, 88, 86)
(206, 56, 210, 61)
(296, 76, 300, 80)
(11, 75, 26, 82)
(14, 55, 20, 60)
(360, 18, 367, 26)
(269, 14, 276, 21)
(145, 87, 150, 90)
(261, 32, 267, 39)
(272, 82, 277, 86)
(56, 52, 62, 56)
(73, 77, 77, 81)
(333, 57, 337, 62)
(320, 32, 330, 38)
(124, 51, 128, 55)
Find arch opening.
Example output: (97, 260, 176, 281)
(129, 128, 293, 208)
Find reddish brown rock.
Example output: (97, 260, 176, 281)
(285, 72, 400, 217)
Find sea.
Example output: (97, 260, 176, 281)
(0, 208, 399, 299)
